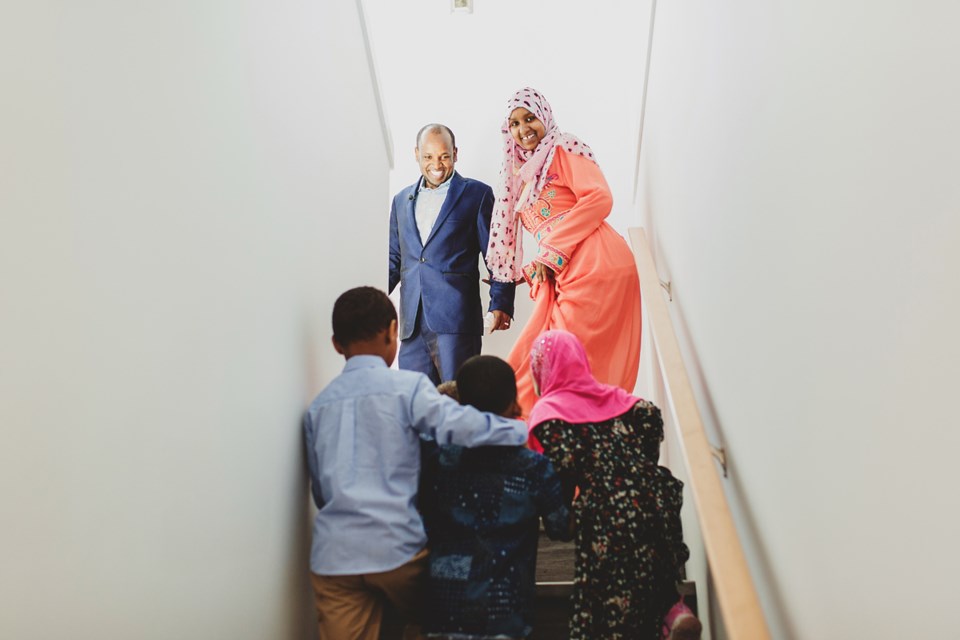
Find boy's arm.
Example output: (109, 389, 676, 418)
(302, 411, 325, 510)
(409, 376, 527, 447)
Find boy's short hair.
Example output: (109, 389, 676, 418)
(332, 287, 397, 346)
(456, 355, 517, 415)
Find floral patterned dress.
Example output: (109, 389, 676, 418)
(531, 400, 689, 640)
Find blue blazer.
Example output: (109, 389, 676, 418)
(389, 172, 516, 341)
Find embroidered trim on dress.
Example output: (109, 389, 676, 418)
(522, 262, 538, 287)
(537, 244, 570, 274)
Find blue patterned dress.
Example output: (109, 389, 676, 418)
(420, 444, 572, 639)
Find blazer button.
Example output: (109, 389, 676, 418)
(420, 257, 426, 263)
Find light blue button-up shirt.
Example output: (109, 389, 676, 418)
(303, 355, 527, 575)
(414, 175, 452, 244)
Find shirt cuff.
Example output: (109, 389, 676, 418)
(536, 243, 570, 275)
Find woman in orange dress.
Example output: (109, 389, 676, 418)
(487, 87, 642, 426)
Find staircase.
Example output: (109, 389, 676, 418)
(378, 533, 574, 639)
(531, 534, 576, 638)
(380, 533, 696, 639)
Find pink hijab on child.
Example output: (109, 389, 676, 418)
(527, 330, 639, 447)
(486, 88, 598, 283)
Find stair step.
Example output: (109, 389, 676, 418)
(380, 535, 573, 638)
(380, 533, 696, 638)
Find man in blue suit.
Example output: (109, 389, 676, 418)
(389, 124, 516, 384)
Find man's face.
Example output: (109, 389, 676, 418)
(415, 130, 457, 189)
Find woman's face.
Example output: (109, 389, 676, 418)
(508, 107, 546, 151)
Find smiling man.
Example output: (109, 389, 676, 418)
(388, 124, 516, 384)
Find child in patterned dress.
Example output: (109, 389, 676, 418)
(527, 330, 694, 640)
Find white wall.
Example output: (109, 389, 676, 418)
(637, 1, 960, 637)
(0, 2, 388, 638)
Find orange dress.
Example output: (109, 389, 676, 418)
(508, 148, 642, 415)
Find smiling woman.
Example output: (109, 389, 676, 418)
(487, 87, 642, 422)
(508, 107, 547, 151)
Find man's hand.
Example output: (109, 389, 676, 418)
(490, 309, 513, 332)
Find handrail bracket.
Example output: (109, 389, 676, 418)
(659, 279, 673, 301)
(710, 444, 728, 477)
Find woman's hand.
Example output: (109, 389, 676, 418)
(534, 261, 555, 283)
(490, 310, 512, 332)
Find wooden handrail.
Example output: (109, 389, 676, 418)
(629, 227, 771, 640)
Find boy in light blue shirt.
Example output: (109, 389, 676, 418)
(303, 287, 527, 640)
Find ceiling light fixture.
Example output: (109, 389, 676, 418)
(451, 0, 473, 14)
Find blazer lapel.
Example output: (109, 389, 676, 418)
(405, 179, 423, 250)
(423, 172, 465, 248)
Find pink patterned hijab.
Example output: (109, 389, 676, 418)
(486, 87, 598, 283)
(528, 330, 639, 434)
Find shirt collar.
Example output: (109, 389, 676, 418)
(342, 354, 389, 372)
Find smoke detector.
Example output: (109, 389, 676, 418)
(451, 0, 473, 14)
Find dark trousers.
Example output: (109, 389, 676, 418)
(398, 304, 481, 385)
